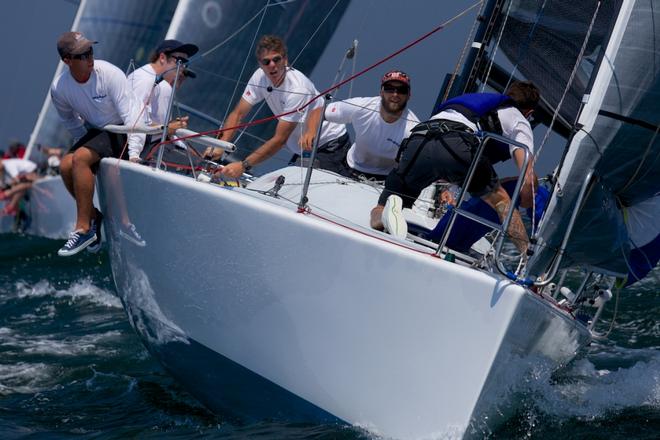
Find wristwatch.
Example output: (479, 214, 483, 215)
(241, 158, 252, 172)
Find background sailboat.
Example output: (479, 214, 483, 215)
(1, 0, 178, 238)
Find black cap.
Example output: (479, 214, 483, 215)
(155, 39, 199, 57)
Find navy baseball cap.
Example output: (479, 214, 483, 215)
(155, 39, 199, 58)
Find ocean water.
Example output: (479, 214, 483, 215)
(1, 234, 658, 439)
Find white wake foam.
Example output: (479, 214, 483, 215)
(532, 350, 660, 419)
(10, 278, 121, 309)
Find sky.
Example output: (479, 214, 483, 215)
(0, 0, 561, 176)
(0, 1, 77, 152)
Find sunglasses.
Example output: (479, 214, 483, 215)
(71, 48, 93, 61)
(261, 55, 283, 66)
(382, 85, 409, 95)
(167, 54, 189, 64)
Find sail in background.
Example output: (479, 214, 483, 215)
(479, 0, 658, 279)
(521, 0, 659, 277)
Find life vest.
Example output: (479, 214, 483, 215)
(437, 93, 513, 164)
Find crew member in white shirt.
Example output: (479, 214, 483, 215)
(205, 35, 348, 178)
(323, 70, 419, 179)
(128, 39, 198, 160)
(50, 31, 146, 256)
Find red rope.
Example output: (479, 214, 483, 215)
(157, 2, 481, 147)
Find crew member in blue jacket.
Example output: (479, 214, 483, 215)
(370, 80, 539, 254)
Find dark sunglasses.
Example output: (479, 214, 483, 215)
(382, 85, 409, 94)
(71, 48, 93, 60)
(261, 55, 283, 66)
(167, 53, 189, 64)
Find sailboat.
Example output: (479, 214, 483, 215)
(0, 0, 179, 238)
(98, 0, 658, 438)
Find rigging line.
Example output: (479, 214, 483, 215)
(199, 5, 268, 59)
(602, 283, 620, 338)
(504, 0, 548, 90)
(236, 0, 343, 147)
(290, 0, 343, 65)
(617, 123, 660, 195)
(479, 0, 513, 92)
(331, 99, 420, 125)
(536, 1, 602, 160)
(221, 1, 270, 127)
(160, 1, 482, 147)
(445, 0, 486, 102)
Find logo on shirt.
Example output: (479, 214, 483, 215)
(92, 94, 107, 102)
(246, 91, 252, 96)
(387, 138, 401, 147)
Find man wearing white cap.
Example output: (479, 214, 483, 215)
(50, 31, 146, 256)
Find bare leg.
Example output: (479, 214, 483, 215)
(71, 147, 100, 232)
(60, 153, 75, 197)
(481, 186, 529, 254)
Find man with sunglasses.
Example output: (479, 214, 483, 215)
(206, 35, 347, 177)
(128, 39, 199, 160)
(371, 81, 539, 254)
(50, 31, 146, 256)
(321, 70, 419, 180)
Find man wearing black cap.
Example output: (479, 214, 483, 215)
(51, 31, 146, 256)
(321, 70, 419, 180)
(128, 39, 199, 159)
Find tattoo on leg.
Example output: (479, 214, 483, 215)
(495, 201, 529, 254)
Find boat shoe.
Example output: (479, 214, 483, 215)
(58, 226, 97, 257)
(382, 195, 407, 239)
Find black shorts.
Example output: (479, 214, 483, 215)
(378, 127, 499, 207)
(69, 128, 129, 161)
(289, 132, 351, 174)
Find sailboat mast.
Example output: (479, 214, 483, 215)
(444, 0, 505, 100)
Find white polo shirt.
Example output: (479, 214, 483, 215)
(242, 67, 346, 155)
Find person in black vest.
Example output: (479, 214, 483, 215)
(370, 80, 539, 253)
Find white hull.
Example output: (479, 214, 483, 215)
(1, 175, 81, 240)
(98, 160, 590, 439)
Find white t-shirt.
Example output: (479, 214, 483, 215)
(127, 64, 172, 126)
(242, 67, 346, 155)
(51, 59, 146, 159)
(325, 96, 420, 175)
(430, 105, 534, 156)
(1, 158, 37, 184)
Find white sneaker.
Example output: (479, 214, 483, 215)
(382, 195, 407, 239)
